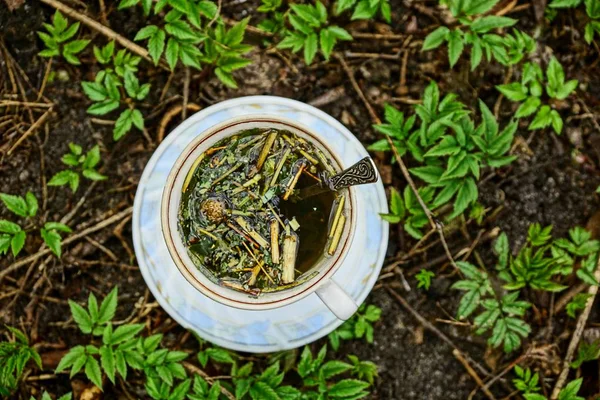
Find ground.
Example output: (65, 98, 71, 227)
(1, 0, 600, 399)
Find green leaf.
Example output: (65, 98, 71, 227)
(558, 378, 583, 400)
(41, 228, 63, 257)
(110, 324, 144, 344)
(423, 27, 450, 53)
(497, 82, 528, 101)
(327, 379, 370, 398)
(321, 360, 353, 379)
(0, 193, 28, 217)
(515, 96, 541, 118)
(304, 33, 318, 65)
(114, 109, 134, 141)
(85, 356, 103, 389)
(389, 187, 405, 219)
(224, 17, 249, 46)
(410, 165, 444, 184)
(148, 29, 166, 66)
(214, 68, 238, 89)
(206, 347, 235, 364)
(470, 16, 517, 33)
(529, 105, 552, 131)
(549, 0, 582, 7)
(249, 381, 279, 400)
(11, 230, 26, 257)
(100, 346, 116, 383)
(0, 220, 22, 234)
(82, 169, 107, 181)
(25, 192, 38, 217)
(64, 40, 90, 55)
(328, 26, 353, 41)
(463, 0, 499, 15)
(87, 99, 120, 115)
(352, 0, 377, 19)
(56, 346, 85, 373)
(448, 29, 464, 68)
(320, 29, 335, 60)
(69, 300, 93, 333)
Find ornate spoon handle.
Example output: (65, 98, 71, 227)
(327, 157, 378, 190)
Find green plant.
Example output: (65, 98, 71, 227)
(422, 0, 535, 69)
(549, 0, 600, 43)
(0, 192, 71, 258)
(277, 1, 353, 65)
(520, 378, 584, 400)
(565, 293, 592, 317)
(328, 304, 381, 351)
(512, 366, 541, 394)
(296, 345, 374, 399)
(571, 340, 600, 368)
(38, 10, 90, 64)
(493, 225, 599, 292)
(335, 0, 392, 23)
(372, 82, 517, 238)
(496, 57, 578, 134)
(31, 392, 72, 400)
(452, 261, 532, 353)
(82, 43, 151, 140)
(416, 270, 435, 290)
(49, 143, 107, 192)
(122, 0, 253, 87)
(553, 226, 600, 285)
(256, 0, 286, 35)
(57, 287, 190, 390)
(0, 326, 42, 396)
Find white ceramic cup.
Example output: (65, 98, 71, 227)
(161, 115, 360, 320)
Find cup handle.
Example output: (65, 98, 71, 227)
(316, 279, 358, 321)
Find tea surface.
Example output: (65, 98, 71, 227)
(178, 128, 347, 295)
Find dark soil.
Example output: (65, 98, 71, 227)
(2, 0, 600, 399)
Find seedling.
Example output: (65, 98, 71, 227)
(335, 0, 392, 23)
(328, 304, 381, 350)
(565, 293, 592, 318)
(571, 340, 600, 368)
(0, 192, 70, 258)
(373, 83, 517, 238)
(513, 366, 541, 394)
(30, 392, 72, 400)
(38, 10, 90, 65)
(416, 269, 435, 290)
(518, 378, 584, 400)
(82, 44, 150, 140)
(0, 326, 42, 396)
(49, 143, 107, 192)
(549, 0, 600, 43)
(422, 0, 535, 69)
(123, 0, 253, 88)
(496, 57, 578, 134)
(277, 1, 353, 64)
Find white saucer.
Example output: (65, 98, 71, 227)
(132, 96, 388, 353)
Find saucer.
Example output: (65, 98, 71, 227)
(132, 96, 388, 353)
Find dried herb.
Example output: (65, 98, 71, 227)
(178, 128, 347, 294)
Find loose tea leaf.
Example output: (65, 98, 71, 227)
(179, 128, 347, 294)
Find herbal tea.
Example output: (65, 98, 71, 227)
(178, 128, 348, 295)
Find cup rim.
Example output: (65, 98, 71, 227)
(161, 115, 357, 310)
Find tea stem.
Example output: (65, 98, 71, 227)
(328, 214, 346, 255)
(231, 174, 262, 195)
(282, 228, 297, 284)
(235, 216, 269, 248)
(270, 219, 280, 264)
(269, 147, 290, 188)
(328, 195, 345, 239)
(182, 154, 205, 193)
(256, 130, 278, 171)
(283, 163, 305, 201)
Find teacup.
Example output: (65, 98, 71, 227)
(161, 115, 365, 320)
